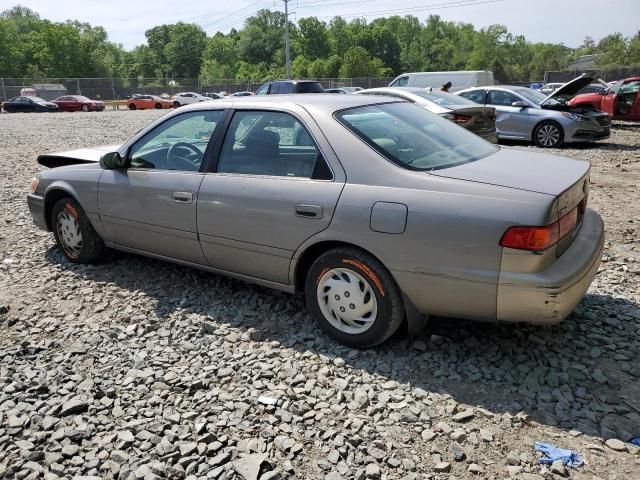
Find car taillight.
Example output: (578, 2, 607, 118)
(500, 207, 578, 251)
(452, 113, 471, 124)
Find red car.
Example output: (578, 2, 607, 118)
(569, 77, 640, 121)
(52, 95, 105, 112)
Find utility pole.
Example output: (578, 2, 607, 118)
(283, 0, 291, 79)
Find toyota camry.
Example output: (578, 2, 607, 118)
(27, 95, 604, 348)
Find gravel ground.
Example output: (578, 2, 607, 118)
(0, 110, 639, 480)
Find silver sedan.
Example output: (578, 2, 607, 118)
(457, 75, 611, 148)
(27, 95, 604, 348)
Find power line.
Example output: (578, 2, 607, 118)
(314, 0, 505, 19)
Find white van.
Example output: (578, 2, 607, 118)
(388, 71, 494, 92)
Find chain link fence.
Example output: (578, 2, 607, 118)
(0, 77, 396, 101)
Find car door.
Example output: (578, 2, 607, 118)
(98, 109, 226, 264)
(486, 89, 530, 139)
(197, 108, 345, 285)
(601, 80, 621, 116)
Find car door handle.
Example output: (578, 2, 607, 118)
(172, 192, 193, 204)
(295, 204, 322, 219)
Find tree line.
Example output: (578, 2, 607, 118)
(1, 5, 639, 84)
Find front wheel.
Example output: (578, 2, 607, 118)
(82, 104, 89, 112)
(128, 104, 136, 110)
(51, 198, 105, 264)
(305, 247, 405, 348)
(155, 103, 162, 109)
(533, 121, 564, 148)
(173, 101, 180, 108)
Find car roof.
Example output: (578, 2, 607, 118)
(178, 93, 397, 113)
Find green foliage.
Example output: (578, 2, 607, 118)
(1, 5, 638, 84)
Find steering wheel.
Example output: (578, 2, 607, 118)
(167, 142, 202, 170)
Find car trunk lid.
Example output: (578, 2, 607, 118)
(431, 147, 590, 256)
(447, 105, 496, 135)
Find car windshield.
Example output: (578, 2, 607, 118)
(410, 89, 476, 106)
(27, 96, 47, 102)
(514, 88, 553, 105)
(75, 96, 90, 101)
(336, 102, 497, 171)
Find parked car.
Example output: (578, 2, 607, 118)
(356, 87, 498, 143)
(52, 95, 105, 112)
(569, 76, 640, 121)
(388, 71, 494, 92)
(3, 96, 59, 113)
(539, 82, 565, 95)
(232, 91, 254, 97)
(27, 95, 603, 348)
(127, 95, 173, 110)
(457, 75, 611, 148)
(202, 92, 223, 99)
(326, 87, 363, 94)
(255, 80, 325, 95)
(172, 92, 215, 108)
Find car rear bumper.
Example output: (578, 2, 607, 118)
(478, 129, 499, 144)
(27, 193, 48, 231)
(496, 208, 604, 324)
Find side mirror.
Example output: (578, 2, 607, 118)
(511, 101, 528, 108)
(100, 151, 126, 169)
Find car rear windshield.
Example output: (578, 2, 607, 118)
(336, 102, 497, 171)
(411, 89, 477, 106)
(295, 82, 325, 93)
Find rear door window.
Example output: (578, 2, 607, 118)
(217, 110, 330, 179)
(295, 82, 324, 93)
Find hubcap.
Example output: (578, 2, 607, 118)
(537, 124, 560, 147)
(56, 210, 83, 257)
(316, 268, 378, 334)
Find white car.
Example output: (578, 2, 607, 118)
(171, 92, 214, 108)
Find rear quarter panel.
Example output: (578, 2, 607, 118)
(292, 110, 555, 319)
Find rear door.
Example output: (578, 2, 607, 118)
(197, 108, 345, 284)
(486, 89, 530, 139)
(98, 109, 226, 264)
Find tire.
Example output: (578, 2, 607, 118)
(82, 104, 89, 112)
(533, 120, 564, 148)
(128, 104, 136, 110)
(173, 101, 180, 108)
(305, 247, 405, 348)
(51, 197, 105, 264)
(155, 103, 162, 109)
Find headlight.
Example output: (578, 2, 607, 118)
(30, 177, 40, 194)
(561, 112, 589, 122)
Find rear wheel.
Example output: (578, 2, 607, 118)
(305, 247, 405, 348)
(128, 104, 136, 110)
(155, 103, 162, 109)
(82, 104, 89, 112)
(51, 198, 105, 264)
(533, 120, 564, 148)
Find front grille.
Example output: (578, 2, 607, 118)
(596, 116, 611, 126)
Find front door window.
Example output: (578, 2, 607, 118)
(128, 110, 223, 171)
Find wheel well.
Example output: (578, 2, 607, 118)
(532, 118, 564, 138)
(44, 189, 75, 230)
(294, 240, 381, 292)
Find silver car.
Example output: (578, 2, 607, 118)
(27, 95, 604, 348)
(457, 74, 611, 148)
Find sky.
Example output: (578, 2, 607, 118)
(1, 0, 638, 50)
